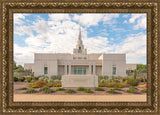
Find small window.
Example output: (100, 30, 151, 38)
(74, 68, 77, 74)
(83, 68, 86, 74)
(112, 67, 116, 75)
(44, 67, 48, 74)
(79, 47, 81, 53)
(78, 57, 81, 59)
(78, 68, 82, 74)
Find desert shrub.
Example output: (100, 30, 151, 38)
(32, 77, 39, 81)
(53, 82, 62, 87)
(77, 87, 85, 91)
(65, 89, 76, 93)
(113, 79, 120, 83)
(51, 75, 61, 80)
(98, 76, 103, 81)
(29, 84, 40, 88)
(113, 88, 122, 91)
(18, 77, 25, 82)
(106, 82, 128, 88)
(100, 79, 106, 83)
(53, 80, 60, 84)
(40, 86, 49, 91)
(107, 89, 118, 94)
(57, 75, 62, 80)
(56, 88, 65, 91)
(43, 89, 55, 94)
(127, 78, 139, 86)
(34, 80, 46, 87)
(13, 77, 18, 82)
(26, 89, 37, 93)
(126, 87, 137, 93)
(84, 89, 94, 93)
(46, 82, 53, 87)
(26, 77, 32, 82)
(140, 89, 147, 93)
(18, 87, 27, 90)
(98, 83, 107, 87)
(104, 76, 109, 80)
(95, 87, 104, 91)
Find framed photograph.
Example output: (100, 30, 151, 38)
(0, 0, 159, 114)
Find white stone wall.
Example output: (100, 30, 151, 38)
(102, 54, 126, 77)
(32, 53, 126, 77)
(62, 75, 98, 87)
(34, 54, 58, 77)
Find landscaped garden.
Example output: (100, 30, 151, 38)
(14, 74, 147, 95)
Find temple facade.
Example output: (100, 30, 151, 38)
(24, 26, 127, 77)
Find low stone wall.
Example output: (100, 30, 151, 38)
(62, 75, 98, 88)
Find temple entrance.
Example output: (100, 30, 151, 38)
(74, 67, 86, 75)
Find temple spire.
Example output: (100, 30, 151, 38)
(79, 25, 81, 41)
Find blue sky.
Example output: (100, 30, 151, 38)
(14, 13, 146, 66)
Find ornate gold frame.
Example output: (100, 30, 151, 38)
(0, 0, 159, 114)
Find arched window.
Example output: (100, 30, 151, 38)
(79, 47, 81, 53)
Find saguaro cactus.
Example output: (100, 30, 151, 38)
(133, 70, 137, 79)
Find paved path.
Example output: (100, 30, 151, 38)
(14, 94, 147, 102)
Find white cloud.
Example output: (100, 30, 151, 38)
(114, 32, 146, 63)
(134, 16, 146, 30)
(72, 13, 119, 27)
(129, 13, 146, 30)
(14, 13, 29, 25)
(122, 14, 129, 18)
(123, 20, 127, 24)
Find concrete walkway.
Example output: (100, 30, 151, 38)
(14, 94, 147, 102)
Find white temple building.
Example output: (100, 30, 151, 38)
(24, 26, 127, 78)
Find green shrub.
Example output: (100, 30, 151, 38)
(104, 76, 109, 80)
(107, 89, 118, 94)
(84, 89, 94, 93)
(51, 75, 61, 80)
(26, 77, 32, 82)
(95, 87, 104, 91)
(77, 87, 85, 91)
(40, 86, 49, 91)
(127, 78, 139, 86)
(57, 75, 62, 80)
(18, 87, 27, 90)
(65, 89, 76, 93)
(126, 87, 137, 93)
(140, 89, 147, 93)
(100, 79, 106, 83)
(26, 89, 37, 93)
(113, 88, 122, 91)
(43, 89, 55, 94)
(32, 77, 39, 81)
(13, 77, 18, 82)
(56, 88, 65, 91)
(18, 77, 25, 82)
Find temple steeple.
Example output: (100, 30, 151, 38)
(73, 25, 87, 55)
(76, 25, 84, 49)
